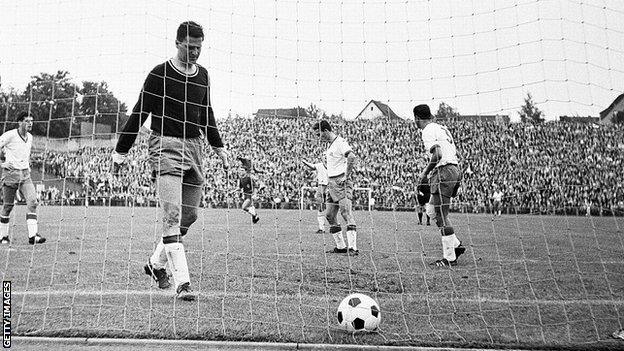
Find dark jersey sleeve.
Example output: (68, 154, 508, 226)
(115, 67, 160, 154)
(201, 70, 224, 148)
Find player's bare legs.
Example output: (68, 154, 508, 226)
(180, 181, 202, 236)
(151, 175, 196, 299)
(21, 180, 44, 244)
(0, 185, 16, 244)
(315, 185, 326, 233)
(0, 180, 45, 245)
(325, 201, 346, 253)
(241, 197, 259, 223)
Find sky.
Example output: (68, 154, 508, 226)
(1, 0, 623, 121)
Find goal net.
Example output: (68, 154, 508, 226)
(1, 0, 623, 349)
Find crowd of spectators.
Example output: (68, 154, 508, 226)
(29, 117, 624, 216)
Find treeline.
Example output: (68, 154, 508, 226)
(0, 71, 128, 138)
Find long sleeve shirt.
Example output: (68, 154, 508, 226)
(116, 59, 224, 153)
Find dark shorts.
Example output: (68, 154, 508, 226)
(148, 134, 205, 186)
(429, 164, 461, 198)
(327, 176, 353, 204)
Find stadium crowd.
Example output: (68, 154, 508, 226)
(30, 117, 624, 216)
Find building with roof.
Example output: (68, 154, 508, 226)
(353, 100, 403, 121)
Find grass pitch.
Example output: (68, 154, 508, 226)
(1, 205, 623, 350)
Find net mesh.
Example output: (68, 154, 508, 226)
(0, 0, 623, 349)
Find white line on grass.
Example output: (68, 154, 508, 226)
(11, 289, 624, 306)
(12, 336, 531, 351)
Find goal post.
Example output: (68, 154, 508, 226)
(300, 186, 373, 211)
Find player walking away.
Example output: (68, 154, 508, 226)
(0, 112, 46, 245)
(416, 178, 431, 226)
(302, 159, 328, 233)
(491, 185, 503, 220)
(238, 157, 260, 224)
(313, 120, 358, 255)
(113, 21, 229, 300)
(413, 104, 465, 267)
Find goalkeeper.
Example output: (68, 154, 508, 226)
(113, 21, 229, 300)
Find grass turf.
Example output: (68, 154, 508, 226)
(1, 206, 623, 350)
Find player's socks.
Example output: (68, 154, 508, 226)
(248, 206, 257, 217)
(330, 225, 346, 249)
(417, 212, 423, 224)
(441, 235, 457, 262)
(452, 235, 460, 248)
(26, 213, 38, 238)
(0, 216, 9, 239)
(317, 213, 325, 231)
(346, 225, 357, 251)
(150, 240, 167, 269)
(163, 238, 190, 288)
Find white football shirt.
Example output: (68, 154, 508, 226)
(421, 122, 458, 167)
(0, 129, 33, 170)
(314, 163, 329, 185)
(325, 136, 353, 177)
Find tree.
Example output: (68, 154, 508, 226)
(305, 103, 327, 119)
(435, 102, 460, 120)
(518, 93, 544, 123)
(21, 70, 77, 138)
(80, 81, 128, 135)
(0, 88, 25, 133)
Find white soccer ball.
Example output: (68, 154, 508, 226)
(336, 293, 380, 332)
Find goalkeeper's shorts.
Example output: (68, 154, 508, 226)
(148, 134, 205, 186)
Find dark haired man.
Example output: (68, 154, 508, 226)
(113, 21, 229, 300)
(0, 112, 46, 245)
(413, 104, 465, 267)
(313, 120, 358, 255)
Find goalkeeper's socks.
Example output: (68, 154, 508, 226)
(452, 235, 461, 248)
(26, 213, 38, 238)
(442, 234, 458, 262)
(164, 242, 190, 288)
(150, 240, 167, 269)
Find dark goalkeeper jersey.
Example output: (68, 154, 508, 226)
(116, 60, 224, 153)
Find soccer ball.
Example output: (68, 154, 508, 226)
(336, 293, 380, 332)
